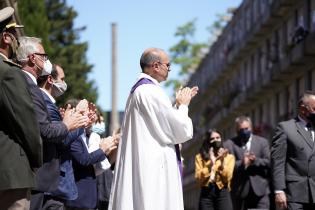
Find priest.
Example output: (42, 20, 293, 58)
(109, 48, 198, 210)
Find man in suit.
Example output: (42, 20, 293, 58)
(271, 91, 315, 210)
(37, 64, 116, 209)
(64, 99, 118, 209)
(0, 7, 42, 209)
(36, 64, 84, 209)
(16, 36, 89, 210)
(224, 116, 270, 210)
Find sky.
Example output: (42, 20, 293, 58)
(67, 0, 242, 111)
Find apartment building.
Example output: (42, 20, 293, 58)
(183, 0, 315, 209)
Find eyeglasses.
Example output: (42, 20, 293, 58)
(34, 53, 48, 61)
(302, 104, 315, 112)
(158, 62, 171, 72)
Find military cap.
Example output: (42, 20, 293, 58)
(0, 7, 23, 31)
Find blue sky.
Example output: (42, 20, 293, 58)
(67, 0, 242, 111)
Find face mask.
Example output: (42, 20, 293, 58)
(210, 141, 222, 150)
(7, 33, 19, 59)
(41, 59, 52, 76)
(91, 122, 106, 135)
(52, 81, 67, 97)
(307, 112, 315, 126)
(238, 129, 252, 140)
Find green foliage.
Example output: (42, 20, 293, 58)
(18, 0, 97, 106)
(167, 14, 229, 92)
(46, 0, 97, 106)
(167, 19, 208, 91)
(18, 0, 51, 52)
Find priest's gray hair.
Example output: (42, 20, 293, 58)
(17, 36, 42, 63)
(140, 48, 164, 72)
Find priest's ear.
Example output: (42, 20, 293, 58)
(151, 61, 160, 71)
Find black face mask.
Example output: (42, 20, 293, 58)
(307, 112, 315, 126)
(238, 129, 252, 141)
(210, 141, 223, 150)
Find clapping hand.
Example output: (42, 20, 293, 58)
(216, 148, 228, 160)
(62, 104, 89, 131)
(175, 86, 199, 107)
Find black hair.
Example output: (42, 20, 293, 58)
(64, 98, 79, 109)
(199, 128, 221, 161)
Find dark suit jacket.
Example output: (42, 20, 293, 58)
(271, 118, 315, 203)
(66, 135, 106, 209)
(0, 57, 42, 190)
(41, 90, 83, 200)
(23, 73, 68, 192)
(224, 134, 270, 198)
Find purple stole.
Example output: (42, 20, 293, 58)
(130, 77, 183, 179)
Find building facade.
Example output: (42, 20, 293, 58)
(183, 0, 315, 209)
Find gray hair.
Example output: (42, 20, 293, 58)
(235, 115, 252, 128)
(16, 36, 42, 63)
(298, 90, 315, 107)
(140, 48, 163, 72)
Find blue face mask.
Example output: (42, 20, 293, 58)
(91, 122, 106, 135)
(238, 129, 252, 140)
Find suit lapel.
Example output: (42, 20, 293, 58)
(295, 120, 314, 148)
(250, 135, 257, 153)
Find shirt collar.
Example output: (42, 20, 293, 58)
(0, 52, 9, 61)
(298, 115, 308, 127)
(138, 73, 159, 86)
(22, 70, 37, 85)
(40, 88, 56, 103)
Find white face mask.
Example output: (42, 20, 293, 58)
(41, 59, 53, 76)
(52, 81, 67, 97)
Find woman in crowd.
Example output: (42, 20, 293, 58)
(195, 129, 235, 210)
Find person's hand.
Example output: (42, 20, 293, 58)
(108, 147, 118, 164)
(99, 136, 118, 156)
(76, 99, 89, 115)
(248, 152, 256, 164)
(63, 104, 89, 131)
(85, 102, 97, 127)
(88, 102, 97, 114)
(59, 107, 65, 119)
(275, 191, 287, 209)
(190, 86, 199, 98)
(112, 133, 121, 144)
(243, 152, 251, 167)
(216, 148, 228, 160)
(176, 87, 193, 106)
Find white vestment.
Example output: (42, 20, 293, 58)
(109, 73, 194, 210)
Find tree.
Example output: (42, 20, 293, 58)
(45, 0, 97, 105)
(18, 0, 51, 53)
(167, 14, 230, 91)
(18, 0, 97, 106)
(166, 19, 208, 91)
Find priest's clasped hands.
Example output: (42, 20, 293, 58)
(175, 86, 199, 106)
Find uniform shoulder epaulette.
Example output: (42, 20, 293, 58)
(3, 59, 22, 68)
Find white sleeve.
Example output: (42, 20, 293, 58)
(136, 86, 193, 145)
